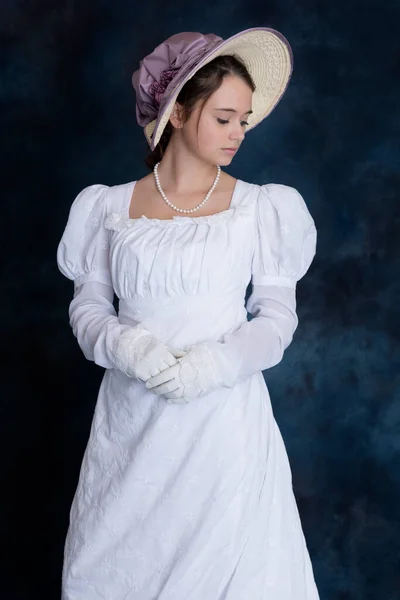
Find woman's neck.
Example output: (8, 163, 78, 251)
(155, 141, 218, 195)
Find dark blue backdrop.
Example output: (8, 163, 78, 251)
(1, 1, 399, 599)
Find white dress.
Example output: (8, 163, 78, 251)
(57, 178, 319, 600)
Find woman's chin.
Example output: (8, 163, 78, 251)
(217, 152, 235, 164)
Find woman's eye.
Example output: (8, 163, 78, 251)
(217, 118, 249, 126)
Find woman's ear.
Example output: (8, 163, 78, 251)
(169, 102, 184, 129)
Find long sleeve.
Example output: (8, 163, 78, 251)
(57, 185, 134, 370)
(68, 281, 135, 368)
(201, 183, 317, 388)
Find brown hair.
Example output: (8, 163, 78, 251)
(145, 54, 255, 170)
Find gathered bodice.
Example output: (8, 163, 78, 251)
(103, 180, 255, 302)
(57, 176, 317, 349)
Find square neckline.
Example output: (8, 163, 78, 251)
(123, 178, 243, 225)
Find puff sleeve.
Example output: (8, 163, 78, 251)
(57, 184, 113, 289)
(250, 183, 317, 289)
(198, 184, 317, 388)
(57, 185, 139, 371)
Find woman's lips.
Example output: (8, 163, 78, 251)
(221, 148, 238, 155)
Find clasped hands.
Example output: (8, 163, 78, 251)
(144, 343, 220, 404)
(113, 324, 222, 404)
(144, 346, 190, 404)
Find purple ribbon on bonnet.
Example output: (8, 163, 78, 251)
(132, 33, 223, 129)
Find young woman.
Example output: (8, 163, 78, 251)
(57, 28, 319, 599)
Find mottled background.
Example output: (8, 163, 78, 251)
(1, 1, 399, 598)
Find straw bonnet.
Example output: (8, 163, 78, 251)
(132, 27, 293, 151)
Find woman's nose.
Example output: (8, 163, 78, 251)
(229, 128, 245, 143)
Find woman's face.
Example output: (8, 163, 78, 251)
(175, 74, 253, 166)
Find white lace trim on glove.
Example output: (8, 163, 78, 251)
(113, 323, 158, 378)
(178, 343, 223, 401)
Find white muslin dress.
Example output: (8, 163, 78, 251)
(57, 178, 320, 599)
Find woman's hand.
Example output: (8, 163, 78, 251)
(113, 324, 186, 380)
(146, 362, 184, 402)
(145, 343, 223, 404)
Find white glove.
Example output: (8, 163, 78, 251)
(113, 323, 184, 381)
(145, 343, 223, 404)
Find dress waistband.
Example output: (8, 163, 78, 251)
(118, 290, 248, 348)
(119, 289, 246, 314)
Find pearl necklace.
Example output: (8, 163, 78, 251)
(153, 162, 221, 214)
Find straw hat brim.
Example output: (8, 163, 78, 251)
(145, 28, 293, 151)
